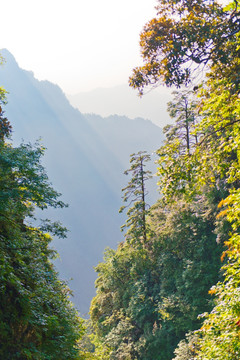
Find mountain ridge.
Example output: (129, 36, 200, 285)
(0, 49, 164, 315)
(68, 83, 172, 127)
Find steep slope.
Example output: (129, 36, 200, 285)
(0, 49, 164, 314)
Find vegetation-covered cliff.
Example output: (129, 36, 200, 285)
(1, 0, 239, 358)
(89, 0, 240, 358)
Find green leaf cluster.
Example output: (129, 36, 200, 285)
(0, 92, 86, 359)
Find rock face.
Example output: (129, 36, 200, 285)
(0, 49, 164, 315)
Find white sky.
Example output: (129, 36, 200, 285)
(1, 0, 157, 94)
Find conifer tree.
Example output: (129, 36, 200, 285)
(156, 90, 199, 201)
(119, 151, 152, 246)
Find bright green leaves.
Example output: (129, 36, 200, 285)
(196, 264, 240, 359)
(195, 187, 240, 359)
(194, 71, 240, 190)
(154, 80, 240, 360)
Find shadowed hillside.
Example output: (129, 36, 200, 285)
(0, 49, 164, 314)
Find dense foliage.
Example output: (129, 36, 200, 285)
(90, 193, 224, 359)
(1, 0, 239, 358)
(0, 91, 87, 359)
(90, 0, 240, 359)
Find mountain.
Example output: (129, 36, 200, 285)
(68, 84, 173, 128)
(0, 49, 164, 315)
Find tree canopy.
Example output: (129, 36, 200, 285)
(129, 0, 240, 92)
(1, 1, 240, 357)
(0, 89, 87, 359)
(90, 0, 240, 359)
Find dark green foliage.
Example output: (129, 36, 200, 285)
(90, 164, 224, 359)
(0, 95, 85, 359)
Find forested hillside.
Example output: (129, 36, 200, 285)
(1, 0, 239, 358)
(0, 87, 87, 358)
(88, 0, 240, 359)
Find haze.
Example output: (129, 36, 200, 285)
(1, 0, 157, 94)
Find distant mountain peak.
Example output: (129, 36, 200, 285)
(1, 48, 18, 66)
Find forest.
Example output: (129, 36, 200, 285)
(0, 0, 239, 359)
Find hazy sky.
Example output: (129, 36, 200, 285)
(1, 0, 157, 94)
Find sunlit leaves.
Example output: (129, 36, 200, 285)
(129, 0, 240, 92)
